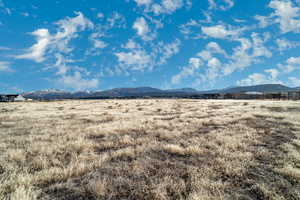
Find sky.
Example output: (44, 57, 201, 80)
(1, 0, 300, 92)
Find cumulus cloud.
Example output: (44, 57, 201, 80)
(255, 15, 273, 28)
(156, 39, 181, 65)
(58, 71, 99, 90)
(133, 17, 155, 40)
(0, 61, 13, 72)
(276, 38, 300, 52)
(171, 41, 225, 85)
(223, 33, 272, 76)
(115, 49, 152, 71)
(251, 33, 272, 58)
(206, 42, 227, 56)
(196, 42, 226, 62)
(256, 0, 300, 33)
(208, 0, 234, 10)
(134, 0, 187, 15)
(115, 38, 181, 72)
(93, 39, 107, 49)
(269, 0, 300, 33)
(172, 31, 273, 86)
(265, 68, 279, 80)
(237, 70, 282, 86)
(53, 53, 69, 75)
(87, 33, 107, 56)
(107, 12, 126, 28)
(135, 0, 152, 6)
(278, 56, 300, 73)
(223, 38, 252, 75)
(171, 57, 203, 84)
(201, 24, 241, 39)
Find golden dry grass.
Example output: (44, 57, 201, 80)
(0, 99, 300, 200)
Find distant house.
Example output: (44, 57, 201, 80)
(14, 95, 26, 102)
(0, 94, 26, 102)
(201, 93, 221, 99)
(264, 92, 283, 100)
(227, 92, 264, 99)
(288, 91, 300, 100)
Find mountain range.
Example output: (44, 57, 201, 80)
(21, 84, 300, 100)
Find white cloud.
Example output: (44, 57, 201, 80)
(15, 29, 51, 62)
(115, 49, 152, 71)
(107, 12, 126, 28)
(115, 38, 180, 72)
(156, 39, 181, 65)
(265, 68, 279, 80)
(237, 72, 282, 86)
(16, 12, 94, 75)
(223, 33, 272, 76)
(135, 0, 152, 6)
(201, 25, 240, 39)
(251, 32, 272, 58)
(161, 0, 183, 13)
(133, 17, 154, 40)
(208, 0, 234, 10)
(173, 31, 273, 87)
(179, 19, 202, 37)
(206, 57, 222, 81)
(287, 56, 300, 65)
(288, 77, 300, 86)
(255, 15, 273, 28)
(207, 57, 221, 68)
(189, 57, 202, 68)
(172, 41, 226, 85)
(278, 56, 300, 73)
(16, 12, 93, 64)
(276, 38, 300, 52)
(15, 12, 100, 90)
(256, 0, 300, 33)
(269, 0, 300, 33)
(223, 39, 252, 75)
(93, 39, 107, 49)
(171, 57, 202, 84)
(124, 39, 141, 49)
(197, 50, 212, 61)
(54, 53, 69, 75)
(196, 42, 226, 61)
(206, 42, 227, 56)
(89, 32, 107, 51)
(135, 0, 185, 15)
(58, 71, 99, 90)
(54, 12, 94, 53)
(0, 61, 13, 72)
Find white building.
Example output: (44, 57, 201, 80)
(14, 95, 26, 102)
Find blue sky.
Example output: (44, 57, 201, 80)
(1, 0, 300, 92)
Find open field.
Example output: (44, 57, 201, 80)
(0, 99, 300, 200)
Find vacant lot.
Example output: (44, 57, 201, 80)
(0, 99, 300, 200)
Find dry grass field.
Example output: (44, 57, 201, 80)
(0, 99, 300, 200)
